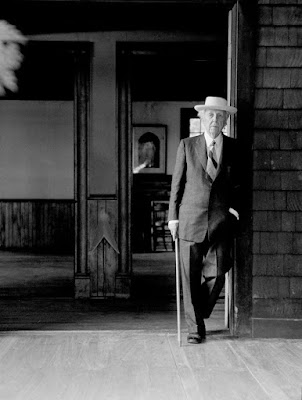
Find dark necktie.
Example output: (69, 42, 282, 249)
(206, 140, 217, 181)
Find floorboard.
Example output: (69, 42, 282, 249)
(0, 251, 226, 332)
(0, 332, 301, 400)
(0, 253, 301, 399)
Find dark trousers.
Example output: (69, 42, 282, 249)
(179, 237, 226, 333)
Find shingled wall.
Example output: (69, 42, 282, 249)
(252, 0, 302, 337)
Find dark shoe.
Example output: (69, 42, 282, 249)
(187, 332, 203, 344)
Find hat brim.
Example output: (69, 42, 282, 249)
(194, 104, 237, 114)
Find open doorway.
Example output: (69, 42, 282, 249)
(0, 42, 75, 298)
(127, 40, 230, 333)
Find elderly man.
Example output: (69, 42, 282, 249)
(168, 96, 240, 344)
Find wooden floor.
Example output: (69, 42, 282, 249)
(0, 331, 301, 400)
(0, 251, 302, 399)
(0, 251, 74, 298)
(0, 251, 226, 332)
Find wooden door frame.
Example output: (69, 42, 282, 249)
(117, 0, 256, 337)
(9, 40, 93, 298)
(73, 42, 93, 298)
(117, 37, 233, 329)
(229, 0, 256, 337)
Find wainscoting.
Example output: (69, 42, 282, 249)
(0, 200, 75, 252)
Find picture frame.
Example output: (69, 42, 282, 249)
(132, 124, 167, 174)
(180, 107, 203, 139)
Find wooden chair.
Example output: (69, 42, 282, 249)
(151, 200, 173, 252)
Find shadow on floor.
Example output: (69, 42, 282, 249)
(0, 250, 226, 333)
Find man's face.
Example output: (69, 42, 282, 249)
(201, 109, 227, 139)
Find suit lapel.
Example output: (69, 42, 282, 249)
(194, 134, 207, 172)
(216, 134, 228, 179)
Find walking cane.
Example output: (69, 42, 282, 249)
(175, 237, 181, 346)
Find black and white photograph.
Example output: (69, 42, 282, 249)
(133, 124, 166, 174)
(0, 1, 301, 399)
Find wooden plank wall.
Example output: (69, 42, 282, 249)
(0, 200, 75, 253)
(252, 1, 302, 337)
(88, 199, 119, 298)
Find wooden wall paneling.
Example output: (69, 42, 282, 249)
(0, 203, 4, 246)
(2, 202, 6, 247)
(8, 202, 12, 247)
(23, 201, 27, 247)
(14, 202, 18, 247)
(1, 202, 5, 246)
(41, 202, 45, 248)
(0, 203, 3, 246)
(54, 201, 59, 249)
(17, 201, 21, 247)
(12, 202, 17, 248)
(45, 202, 48, 247)
(64, 202, 69, 249)
(19, 201, 23, 247)
(103, 199, 119, 297)
(46, 202, 49, 248)
(67, 203, 70, 251)
(49, 202, 54, 249)
(35, 202, 41, 248)
(33, 202, 37, 248)
(42, 202, 45, 247)
(35, 202, 40, 248)
(32, 201, 36, 248)
(96, 200, 106, 297)
(51, 202, 56, 249)
(21, 202, 26, 248)
(0, 201, 75, 251)
(0, 202, 4, 247)
(44, 202, 48, 248)
(12, 202, 16, 246)
(28, 201, 32, 248)
(97, 242, 105, 297)
(6, 202, 9, 247)
(29, 202, 33, 247)
(69, 202, 74, 250)
(48, 202, 52, 248)
(88, 199, 119, 298)
(60, 202, 66, 249)
(67, 202, 72, 251)
(59, 202, 64, 250)
(4, 203, 8, 247)
(72, 203, 75, 249)
(46, 202, 50, 248)
(39, 202, 42, 248)
(40, 202, 44, 248)
(89, 199, 98, 297)
(15, 202, 21, 247)
(67, 201, 74, 252)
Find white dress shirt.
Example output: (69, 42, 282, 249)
(204, 131, 223, 164)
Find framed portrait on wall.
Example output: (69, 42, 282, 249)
(132, 124, 167, 174)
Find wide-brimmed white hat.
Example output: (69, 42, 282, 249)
(194, 96, 237, 114)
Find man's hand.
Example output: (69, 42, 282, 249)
(229, 208, 239, 220)
(168, 220, 179, 241)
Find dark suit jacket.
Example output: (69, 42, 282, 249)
(168, 133, 240, 268)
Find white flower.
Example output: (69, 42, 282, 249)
(0, 20, 27, 95)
